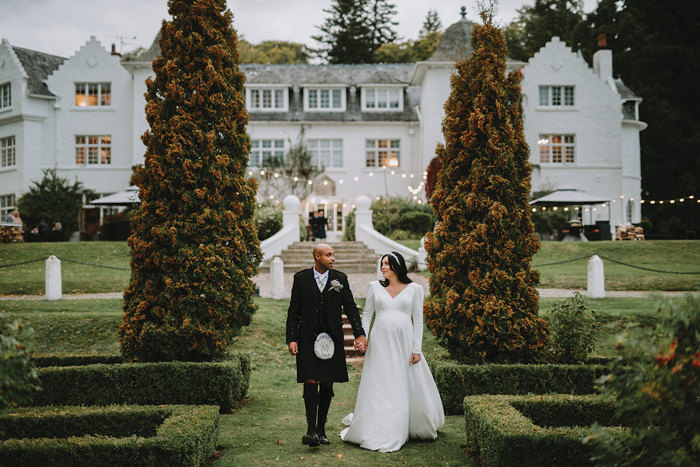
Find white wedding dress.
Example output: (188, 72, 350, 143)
(339, 281, 444, 452)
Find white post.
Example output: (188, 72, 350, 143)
(354, 195, 373, 240)
(270, 257, 285, 300)
(45, 255, 62, 300)
(282, 195, 301, 242)
(418, 236, 428, 271)
(587, 255, 605, 298)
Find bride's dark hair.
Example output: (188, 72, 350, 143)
(379, 251, 412, 287)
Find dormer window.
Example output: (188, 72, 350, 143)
(362, 87, 403, 111)
(246, 87, 288, 112)
(538, 85, 574, 107)
(304, 87, 345, 111)
(75, 83, 111, 107)
(0, 82, 11, 110)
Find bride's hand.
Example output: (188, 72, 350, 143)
(410, 353, 421, 365)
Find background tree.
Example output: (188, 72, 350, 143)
(424, 11, 549, 363)
(504, 0, 585, 61)
(313, 0, 398, 63)
(238, 39, 310, 64)
(256, 129, 324, 202)
(120, 0, 261, 362)
(17, 168, 91, 240)
(420, 8, 443, 37)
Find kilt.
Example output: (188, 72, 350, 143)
(296, 335, 348, 383)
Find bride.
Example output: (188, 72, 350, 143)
(340, 251, 444, 452)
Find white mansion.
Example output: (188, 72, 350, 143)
(0, 16, 645, 240)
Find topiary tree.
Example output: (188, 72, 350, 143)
(0, 318, 40, 416)
(424, 11, 549, 363)
(120, 0, 261, 362)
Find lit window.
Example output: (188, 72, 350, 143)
(0, 82, 11, 109)
(246, 88, 287, 112)
(250, 139, 284, 167)
(75, 83, 111, 107)
(538, 86, 574, 107)
(538, 134, 575, 164)
(307, 139, 343, 168)
(305, 88, 345, 111)
(365, 139, 400, 168)
(1, 136, 16, 168)
(75, 135, 111, 165)
(362, 87, 403, 111)
(0, 194, 16, 218)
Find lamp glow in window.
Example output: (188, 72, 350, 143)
(539, 134, 575, 164)
(75, 83, 110, 107)
(75, 135, 111, 165)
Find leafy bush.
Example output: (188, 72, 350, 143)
(0, 319, 40, 414)
(547, 293, 598, 363)
(0, 405, 219, 466)
(464, 394, 627, 467)
(17, 168, 91, 240)
(254, 201, 283, 240)
(29, 353, 250, 414)
(431, 359, 612, 414)
(589, 294, 700, 466)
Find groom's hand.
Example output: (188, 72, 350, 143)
(354, 336, 368, 353)
(288, 342, 298, 356)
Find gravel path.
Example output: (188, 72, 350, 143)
(0, 272, 692, 301)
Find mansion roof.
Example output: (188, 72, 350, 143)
(12, 46, 65, 96)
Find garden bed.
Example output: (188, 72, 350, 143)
(27, 353, 250, 413)
(0, 405, 219, 466)
(431, 359, 612, 414)
(463, 394, 629, 467)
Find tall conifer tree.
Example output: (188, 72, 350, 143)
(424, 11, 548, 363)
(120, 0, 261, 362)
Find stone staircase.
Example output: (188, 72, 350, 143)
(343, 313, 365, 363)
(259, 241, 381, 274)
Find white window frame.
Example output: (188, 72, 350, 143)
(0, 194, 16, 218)
(75, 82, 111, 107)
(246, 86, 288, 112)
(361, 86, 404, 112)
(538, 134, 575, 165)
(538, 85, 575, 107)
(365, 139, 400, 169)
(1, 135, 16, 168)
(0, 82, 11, 110)
(303, 87, 346, 112)
(75, 135, 112, 166)
(249, 138, 285, 168)
(306, 139, 343, 169)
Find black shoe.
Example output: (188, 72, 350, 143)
(317, 430, 330, 445)
(302, 432, 320, 447)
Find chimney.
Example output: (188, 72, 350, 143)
(593, 34, 612, 80)
(110, 43, 121, 57)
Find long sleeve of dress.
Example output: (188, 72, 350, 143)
(361, 282, 376, 338)
(411, 283, 424, 354)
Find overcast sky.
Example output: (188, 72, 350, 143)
(1, 0, 599, 58)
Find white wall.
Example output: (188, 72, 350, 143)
(45, 37, 133, 194)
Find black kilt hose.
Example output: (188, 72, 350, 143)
(286, 268, 365, 383)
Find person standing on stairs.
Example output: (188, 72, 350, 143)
(286, 243, 368, 447)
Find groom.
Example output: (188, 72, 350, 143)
(286, 243, 368, 447)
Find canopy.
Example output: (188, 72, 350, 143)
(90, 186, 140, 205)
(529, 187, 610, 207)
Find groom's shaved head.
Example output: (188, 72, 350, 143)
(313, 243, 335, 272)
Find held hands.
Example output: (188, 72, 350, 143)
(354, 336, 368, 353)
(288, 342, 298, 356)
(410, 353, 421, 365)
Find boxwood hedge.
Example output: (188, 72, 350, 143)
(431, 359, 612, 414)
(28, 353, 250, 413)
(0, 405, 219, 466)
(463, 394, 629, 467)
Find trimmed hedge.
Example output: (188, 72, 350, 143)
(31, 353, 123, 368)
(0, 405, 219, 466)
(28, 353, 250, 413)
(431, 359, 612, 414)
(463, 394, 629, 467)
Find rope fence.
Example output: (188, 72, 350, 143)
(0, 255, 698, 274)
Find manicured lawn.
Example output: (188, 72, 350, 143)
(1, 240, 698, 294)
(0, 242, 130, 295)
